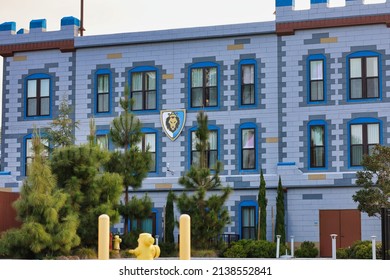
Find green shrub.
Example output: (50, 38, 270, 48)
(159, 242, 177, 257)
(74, 247, 97, 259)
(120, 231, 141, 249)
(294, 241, 318, 258)
(192, 249, 218, 258)
(336, 247, 350, 259)
(222, 239, 288, 258)
(336, 240, 382, 259)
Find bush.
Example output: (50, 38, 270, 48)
(159, 242, 177, 257)
(336, 240, 382, 259)
(74, 247, 97, 259)
(120, 231, 142, 249)
(294, 241, 318, 258)
(222, 239, 288, 258)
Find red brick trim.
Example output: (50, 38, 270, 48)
(0, 39, 75, 57)
(276, 14, 390, 36)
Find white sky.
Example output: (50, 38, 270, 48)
(0, 0, 277, 121)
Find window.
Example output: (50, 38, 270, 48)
(26, 75, 50, 117)
(131, 70, 157, 111)
(241, 206, 256, 240)
(191, 129, 218, 169)
(96, 73, 110, 113)
(96, 134, 109, 150)
(348, 53, 379, 100)
(241, 127, 256, 170)
(310, 125, 325, 168)
(309, 59, 324, 102)
(241, 63, 255, 105)
(25, 137, 49, 176)
(350, 122, 379, 166)
(190, 63, 218, 108)
(130, 212, 157, 236)
(137, 132, 156, 172)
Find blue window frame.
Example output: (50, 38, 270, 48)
(239, 123, 258, 171)
(239, 201, 258, 240)
(347, 51, 381, 102)
(308, 120, 327, 169)
(189, 125, 220, 170)
(189, 62, 220, 110)
(95, 69, 112, 114)
(307, 54, 326, 104)
(129, 208, 158, 237)
(129, 66, 158, 112)
(239, 59, 257, 107)
(25, 73, 52, 119)
(348, 117, 381, 168)
(137, 128, 158, 173)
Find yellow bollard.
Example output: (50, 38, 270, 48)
(98, 214, 110, 260)
(179, 214, 191, 260)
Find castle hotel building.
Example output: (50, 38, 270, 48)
(0, 0, 388, 256)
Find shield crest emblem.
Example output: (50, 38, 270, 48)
(160, 109, 186, 141)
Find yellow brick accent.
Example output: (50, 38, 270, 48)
(308, 174, 326, 180)
(227, 44, 244, 51)
(266, 137, 279, 143)
(107, 53, 122, 59)
(162, 74, 174, 80)
(13, 56, 27, 61)
(155, 183, 173, 189)
(0, 188, 13, 192)
(320, 37, 338, 44)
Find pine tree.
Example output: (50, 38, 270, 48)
(176, 111, 232, 249)
(164, 190, 175, 244)
(45, 95, 79, 149)
(50, 134, 123, 248)
(257, 170, 267, 240)
(106, 86, 151, 234)
(0, 132, 80, 258)
(275, 176, 286, 244)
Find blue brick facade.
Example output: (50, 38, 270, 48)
(1, 1, 388, 253)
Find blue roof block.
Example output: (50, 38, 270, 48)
(30, 19, 47, 29)
(0, 21, 16, 32)
(61, 16, 80, 27)
(276, 0, 293, 7)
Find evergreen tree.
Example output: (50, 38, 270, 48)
(164, 190, 175, 244)
(257, 170, 267, 240)
(106, 86, 151, 234)
(0, 132, 80, 258)
(50, 139, 123, 248)
(45, 96, 79, 149)
(176, 111, 232, 249)
(275, 176, 286, 244)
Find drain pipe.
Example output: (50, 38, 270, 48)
(371, 236, 376, 260)
(276, 235, 281, 258)
(330, 234, 337, 259)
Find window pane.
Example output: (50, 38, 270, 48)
(312, 146, 325, 167)
(350, 58, 362, 78)
(311, 126, 324, 146)
(209, 150, 218, 169)
(146, 72, 156, 90)
(367, 124, 379, 144)
(149, 152, 156, 172)
(132, 92, 143, 110)
(207, 87, 217, 107)
(40, 97, 50, 115)
(242, 85, 255, 104)
(98, 75, 109, 93)
(28, 99, 37, 116)
(209, 131, 217, 149)
(206, 67, 217, 87)
(242, 207, 255, 226)
(146, 91, 156, 109)
(192, 151, 200, 166)
(242, 129, 255, 149)
(98, 94, 109, 112)
(191, 69, 203, 87)
(310, 81, 324, 101)
(350, 79, 362, 99)
(351, 125, 363, 145)
(26, 139, 33, 157)
(27, 80, 37, 97)
(310, 60, 323, 80)
(367, 78, 379, 98)
(366, 57, 378, 77)
(191, 88, 203, 107)
(242, 65, 254, 84)
(352, 145, 363, 166)
(132, 73, 143, 91)
(243, 149, 255, 169)
(97, 135, 108, 150)
(145, 134, 156, 152)
(40, 79, 50, 97)
(191, 131, 198, 151)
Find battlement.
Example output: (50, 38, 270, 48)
(276, 0, 390, 23)
(0, 16, 80, 46)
